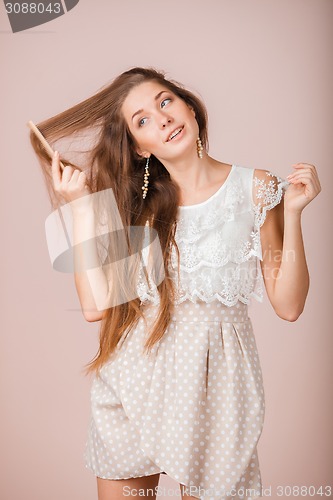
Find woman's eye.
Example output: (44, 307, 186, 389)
(138, 117, 147, 127)
(138, 98, 171, 127)
(161, 98, 171, 108)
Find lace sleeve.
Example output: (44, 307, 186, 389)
(252, 169, 290, 228)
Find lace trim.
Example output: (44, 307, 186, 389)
(172, 174, 261, 270)
(138, 261, 264, 307)
(252, 170, 290, 228)
(137, 168, 289, 307)
(170, 237, 262, 272)
(138, 287, 263, 306)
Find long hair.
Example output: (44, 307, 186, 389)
(29, 66, 209, 378)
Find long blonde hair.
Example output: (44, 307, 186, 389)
(29, 66, 209, 378)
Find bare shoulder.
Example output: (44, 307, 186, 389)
(253, 167, 272, 181)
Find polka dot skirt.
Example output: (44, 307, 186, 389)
(84, 299, 265, 499)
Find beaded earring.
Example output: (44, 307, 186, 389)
(197, 137, 204, 158)
(142, 156, 150, 199)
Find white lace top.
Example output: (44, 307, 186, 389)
(137, 164, 290, 307)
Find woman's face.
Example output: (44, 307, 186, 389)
(121, 80, 199, 163)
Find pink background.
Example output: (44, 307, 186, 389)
(1, 1, 332, 499)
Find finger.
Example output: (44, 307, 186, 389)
(77, 171, 87, 185)
(51, 151, 62, 189)
(69, 169, 81, 182)
(287, 168, 311, 179)
(288, 168, 309, 175)
(291, 163, 315, 168)
(61, 164, 75, 183)
(291, 163, 317, 174)
(289, 172, 321, 190)
(288, 176, 319, 193)
(291, 165, 313, 171)
(288, 171, 312, 178)
(289, 173, 313, 181)
(288, 176, 312, 191)
(287, 167, 317, 180)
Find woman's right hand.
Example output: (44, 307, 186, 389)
(51, 150, 92, 206)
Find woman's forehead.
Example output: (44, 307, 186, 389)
(122, 81, 172, 119)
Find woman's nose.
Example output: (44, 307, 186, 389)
(159, 114, 173, 128)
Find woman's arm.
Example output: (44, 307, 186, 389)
(72, 201, 109, 322)
(50, 150, 110, 322)
(259, 198, 309, 321)
(258, 163, 321, 321)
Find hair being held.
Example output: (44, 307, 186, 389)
(29, 66, 209, 378)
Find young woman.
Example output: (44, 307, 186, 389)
(30, 67, 321, 500)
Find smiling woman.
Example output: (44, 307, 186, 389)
(29, 66, 319, 500)
(166, 125, 185, 141)
(121, 79, 201, 172)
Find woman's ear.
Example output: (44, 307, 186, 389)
(136, 147, 150, 159)
(188, 105, 196, 117)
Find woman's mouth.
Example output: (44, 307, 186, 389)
(166, 125, 185, 142)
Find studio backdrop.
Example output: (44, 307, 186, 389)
(1, 1, 332, 499)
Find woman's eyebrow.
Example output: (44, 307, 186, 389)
(131, 90, 169, 121)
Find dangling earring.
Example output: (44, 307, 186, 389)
(142, 156, 150, 199)
(196, 137, 204, 159)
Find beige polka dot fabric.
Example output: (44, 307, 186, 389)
(84, 299, 265, 499)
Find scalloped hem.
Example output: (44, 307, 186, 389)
(140, 292, 264, 308)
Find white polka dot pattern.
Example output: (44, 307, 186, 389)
(84, 299, 265, 499)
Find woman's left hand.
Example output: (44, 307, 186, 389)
(285, 163, 321, 214)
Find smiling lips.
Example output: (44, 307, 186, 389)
(166, 125, 185, 142)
